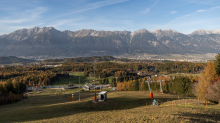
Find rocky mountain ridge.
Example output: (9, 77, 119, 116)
(191, 29, 220, 35)
(0, 27, 220, 57)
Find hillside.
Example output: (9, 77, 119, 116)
(43, 56, 164, 63)
(0, 56, 36, 64)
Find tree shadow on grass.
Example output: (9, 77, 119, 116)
(173, 109, 220, 122)
(0, 95, 180, 123)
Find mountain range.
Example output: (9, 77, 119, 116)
(0, 27, 220, 58)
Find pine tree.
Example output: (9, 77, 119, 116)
(214, 53, 220, 76)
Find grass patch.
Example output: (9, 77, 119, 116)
(167, 73, 201, 77)
(52, 72, 101, 86)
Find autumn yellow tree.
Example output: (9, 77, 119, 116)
(196, 61, 217, 99)
(122, 81, 126, 91)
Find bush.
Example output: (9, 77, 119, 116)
(128, 80, 139, 91)
(171, 76, 193, 95)
(0, 92, 22, 105)
(206, 80, 220, 103)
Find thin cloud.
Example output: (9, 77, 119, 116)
(0, 7, 47, 24)
(142, 8, 150, 14)
(196, 6, 220, 13)
(48, 18, 85, 28)
(166, 5, 220, 31)
(169, 14, 193, 23)
(209, 6, 220, 10)
(0, 6, 47, 34)
(169, 5, 220, 23)
(196, 10, 206, 12)
(182, 0, 217, 5)
(0, 19, 29, 24)
(170, 11, 177, 14)
(53, 0, 130, 19)
(152, 0, 160, 7)
(141, 0, 159, 14)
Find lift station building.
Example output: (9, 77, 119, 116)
(98, 91, 107, 101)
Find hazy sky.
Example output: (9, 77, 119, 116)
(0, 0, 220, 35)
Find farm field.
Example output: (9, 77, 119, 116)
(0, 89, 220, 123)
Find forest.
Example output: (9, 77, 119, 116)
(155, 61, 205, 73)
(0, 59, 211, 104)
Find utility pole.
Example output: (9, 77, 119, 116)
(79, 72, 81, 101)
(94, 60, 97, 101)
(160, 79, 163, 93)
(147, 79, 151, 93)
(90, 72, 91, 83)
(94, 60, 96, 88)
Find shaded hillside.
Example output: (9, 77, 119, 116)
(44, 56, 116, 63)
(43, 56, 166, 64)
(0, 56, 36, 64)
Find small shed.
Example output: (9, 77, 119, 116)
(98, 91, 107, 101)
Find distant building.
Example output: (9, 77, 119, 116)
(148, 66, 155, 71)
(82, 84, 95, 90)
(137, 72, 143, 76)
(127, 69, 135, 72)
(43, 64, 63, 68)
(54, 64, 63, 67)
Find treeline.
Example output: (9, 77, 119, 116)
(0, 70, 69, 87)
(155, 61, 205, 73)
(0, 66, 53, 80)
(0, 77, 26, 105)
(0, 92, 26, 105)
(0, 66, 69, 105)
(84, 62, 149, 80)
(44, 56, 116, 63)
(116, 75, 198, 96)
(43, 55, 160, 64)
(0, 56, 36, 64)
(53, 62, 149, 72)
(51, 62, 151, 79)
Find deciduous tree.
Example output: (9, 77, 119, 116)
(196, 61, 217, 99)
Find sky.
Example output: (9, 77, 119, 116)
(0, 0, 220, 35)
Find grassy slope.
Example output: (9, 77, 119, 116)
(0, 90, 220, 123)
(167, 73, 201, 77)
(52, 72, 112, 86)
